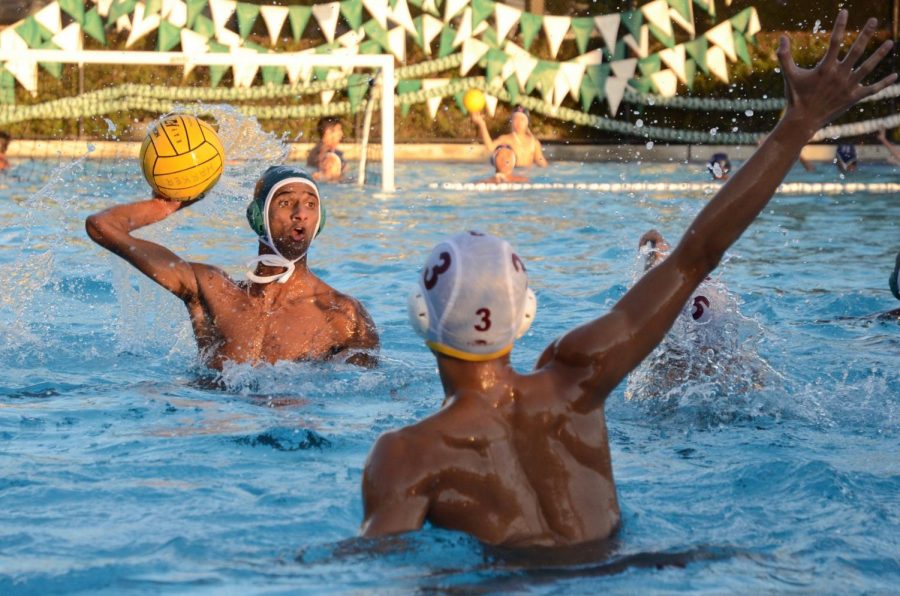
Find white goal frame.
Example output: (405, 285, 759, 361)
(0, 49, 396, 191)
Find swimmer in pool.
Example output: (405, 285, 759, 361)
(878, 251, 900, 321)
(360, 11, 895, 547)
(307, 117, 345, 171)
(835, 143, 858, 173)
(313, 151, 343, 183)
(477, 145, 529, 184)
(471, 106, 548, 168)
(876, 128, 900, 166)
(86, 165, 379, 370)
(706, 153, 731, 180)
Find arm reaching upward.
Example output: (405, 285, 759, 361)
(540, 11, 896, 405)
(877, 129, 900, 164)
(471, 112, 497, 153)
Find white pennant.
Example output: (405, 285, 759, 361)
(287, 50, 314, 84)
(542, 15, 571, 59)
(650, 68, 678, 97)
(259, 5, 289, 45)
(452, 7, 472, 48)
(180, 28, 209, 77)
(484, 93, 498, 117)
(420, 14, 443, 54)
(640, 0, 673, 38)
(312, 2, 341, 44)
(705, 20, 736, 62)
(575, 49, 603, 65)
(748, 8, 761, 36)
(116, 15, 131, 32)
(209, 0, 237, 32)
(513, 55, 538, 90)
(669, 7, 694, 36)
(493, 2, 521, 41)
(321, 70, 343, 105)
(622, 25, 649, 58)
(94, 0, 115, 18)
(502, 40, 529, 58)
(35, 2, 62, 34)
(127, 3, 161, 48)
(659, 44, 687, 83)
(459, 37, 489, 75)
(231, 47, 258, 87)
(0, 29, 37, 93)
(552, 70, 569, 109)
(388, 0, 417, 36)
(216, 26, 242, 48)
(421, 0, 439, 17)
(53, 22, 83, 52)
(610, 58, 637, 81)
(162, 0, 187, 28)
(422, 78, 449, 119)
(337, 28, 365, 48)
(605, 76, 627, 116)
(362, 0, 389, 29)
(560, 61, 586, 101)
(500, 58, 516, 81)
(472, 19, 489, 37)
(0, 28, 27, 53)
(443, 0, 469, 23)
(706, 45, 729, 83)
(594, 13, 620, 51)
(387, 26, 406, 62)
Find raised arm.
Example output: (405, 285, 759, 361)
(877, 129, 900, 164)
(470, 112, 497, 153)
(85, 197, 201, 302)
(540, 11, 896, 404)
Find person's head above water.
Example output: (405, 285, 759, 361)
(835, 143, 858, 173)
(707, 153, 731, 180)
(491, 144, 517, 175)
(317, 117, 343, 147)
(509, 106, 530, 135)
(407, 231, 536, 361)
(245, 165, 326, 284)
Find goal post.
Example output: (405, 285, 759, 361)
(0, 49, 396, 192)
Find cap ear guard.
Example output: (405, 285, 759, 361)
(516, 288, 537, 339)
(407, 287, 430, 338)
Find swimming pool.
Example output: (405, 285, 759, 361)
(1, 147, 898, 592)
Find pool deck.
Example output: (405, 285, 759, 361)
(5, 140, 897, 164)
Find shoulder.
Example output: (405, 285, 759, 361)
(190, 262, 237, 285)
(365, 427, 430, 490)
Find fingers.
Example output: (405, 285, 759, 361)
(851, 39, 895, 85)
(857, 72, 899, 101)
(776, 35, 798, 77)
(841, 17, 878, 69)
(823, 10, 848, 64)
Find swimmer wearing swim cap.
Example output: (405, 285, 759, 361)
(477, 144, 529, 184)
(471, 106, 548, 168)
(313, 151, 344, 183)
(835, 143, 858, 173)
(360, 11, 896, 547)
(86, 165, 378, 370)
(707, 153, 731, 180)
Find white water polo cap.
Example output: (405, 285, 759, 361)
(408, 231, 537, 361)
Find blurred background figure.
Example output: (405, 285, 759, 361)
(877, 129, 900, 166)
(707, 152, 731, 180)
(835, 143, 858, 173)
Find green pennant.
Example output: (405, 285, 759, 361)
(108, 0, 137, 26)
(0, 69, 16, 105)
(453, 91, 468, 115)
(413, 16, 427, 50)
(471, 0, 494, 28)
(683, 37, 708, 73)
(603, 40, 626, 62)
(289, 6, 312, 41)
(340, 0, 363, 31)
(15, 17, 46, 48)
(631, 77, 653, 94)
(638, 54, 661, 77)
(398, 78, 421, 116)
(570, 17, 594, 55)
(730, 7, 752, 32)
(208, 41, 229, 87)
(236, 3, 260, 39)
(157, 19, 181, 51)
(59, 0, 86, 24)
(186, 0, 207, 29)
(363, 20, 389, 52)
(519, 12, 542, 51)
(147, 0, 163, 16)
(347, 73, 370, 111)
(669, 0, 692, 23)
(620, 10, 643, 40)
(525, 60, 557, 102)
(504, 76, 519, 104)
(485, 48, 506, 82)
(580, 76, 598, 111)
(408, 0, 423, 7)
(83, 8, 107, 45)
(437, 26, 456, 58)
(586, 63, 609, 95)
(38, 41, 63, 79)
(693, 0, 714, 18)
(733, 31, 752, 66)
(359, 40, 381, 54)
(648, 24, 675, 48)
(481, 26, 499, 48)
(193, 14, 215, 39)
(684, 57, 696, 91)
(253, 41, 286, 87)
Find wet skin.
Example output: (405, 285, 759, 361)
(361, 12, 896, 547)
(306, 123, 343, 169)
(86, 183, 378, 370)
(472, 112, 548, 168)
(478, 147, 529, 184)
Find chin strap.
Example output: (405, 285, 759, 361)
(246, 238, 306, 284)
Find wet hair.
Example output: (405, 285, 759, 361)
(835, 144, 857, 170)
(706, 153, 731, 179)
(0, 131, 10, 153)
(491, 144, 516, 168)
(316, 117, 342, 137)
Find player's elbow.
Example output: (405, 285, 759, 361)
(85, 213, 110, 246)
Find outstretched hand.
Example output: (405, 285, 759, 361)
(778, 10, 896, 138)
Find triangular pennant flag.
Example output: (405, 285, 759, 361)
(650, 68, 678, 97)
(157, 19, 181, 50)
(444, 0, 469, 23)
(610, 58, 637, 81)
(551, 70, 570, 108)
(337, 28, 364, 47)
(705, 20, 735, 62)
(471, 0, 493, 28)
(261, 63, 286, 85)
(659, 44, 687, 83)
(6, 56, 38, 94)
(519, 12, 542, 51)
(38, 40, 62, 79)
(59, 0, 86, 25)
(35, 2, 62, 34)
(648, 23, 675, 48)
(95, 0, 115, 18)
(216, 26, 242, 48)
(415, 14, 443, 53)
(668, 7, 693, 36)
(585, 63, 608, 100)
(580, 76, 598, 111)
(694, 0, 715, 18)
(485, 47, 506, 82)
(209, 0, 237, 33)
(108, 0, 137, 25)
(460, 37, 489, 75)
(437, 25, 456, 58)
(452, 7, 473, 48)
(235, 2, 260, 39)
(560, 61, 585, 101)
(359, 39, 381, 53)
(312, 2, 341, 43)
(513, 54, 538, 90)
(207, 40, 229, 87)
(342, 0, 364, 30)
(669, 0, 693, 22)
(398, 78, 421, 115)
(484, 93, 497, 116)
(16, 18, 47, 48)
(146, 0, 163, 17)
(683, 36, 708, 73)
(164, 0, 188, 27)
(526, 60, 557, 102)
(388, 0, 417, 36)
(286, 50, 314, 83)
(420, 0, 439, 16)
(230, 46, 259, 87)
(347, 72, 371, 111)
(503, 40, 528, 57)
(641, 0, 674, 42)
(116, 14, 132, 32)
(730, 6, 751, 32)
(453, 90, 468, 114)
(52, 22, 83, 52)
(387, 25, 406, 61)
(638, 54, 661, 77)
(706, 44, 728, 82)
(620, 10, 642, 40)
(193, 14, 215, 38)
(683, 57, 696, 91)
(494, 2, 521, 41)
(288, 6, 311, 41)
(362, 20, 389, 51)
(186, 0, 206, 28)
(570, 17, 593, 55)
(542, 15, 571, 59)
(504, 75, 519, 104)
(575, 49, 603, 65)
(422, 78, 449, 118)
(622, 25, 649, 58)
(747, 7, 761, 36)
(180, 28, 209, 76)
(733, 31, 751, 66)
(362, 0, 389, 29)
(259, 5, 289, 45)
(594, 13, 620, 51)
(605, 75, 627, 116)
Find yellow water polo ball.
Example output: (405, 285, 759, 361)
(140, 114, 225, 201)
(463, 89, 486, 113)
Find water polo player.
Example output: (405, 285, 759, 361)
(313, 151, 344, 183)
(471, 106, 548, 168)
(360, 11, 895, 547)
(477, 144, 529, 184)
(706, 153, 731, 180)
(835, 143, 858, 173)
(86, 165, 378, 370)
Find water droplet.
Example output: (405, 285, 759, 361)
(635, 119, 644, 128)
(646, 141, 654, 149)
(745, 109, 754, 117)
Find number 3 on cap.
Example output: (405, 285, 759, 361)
(424, 252, 452, 290)
(474, 308, 492, 331)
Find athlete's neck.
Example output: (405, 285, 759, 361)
(435, 354, 515, 404)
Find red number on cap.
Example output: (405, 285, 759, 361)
(423, 252, 452, 290)
(474, 308, 492, 332)
(512, 253, 525, 272)
(691, 295, 710, 321)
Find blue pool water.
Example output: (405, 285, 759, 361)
(1, 145, 898, 592)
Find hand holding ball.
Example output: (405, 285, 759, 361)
(463, 89, 486, 114)
(140, 115, 225, 201)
